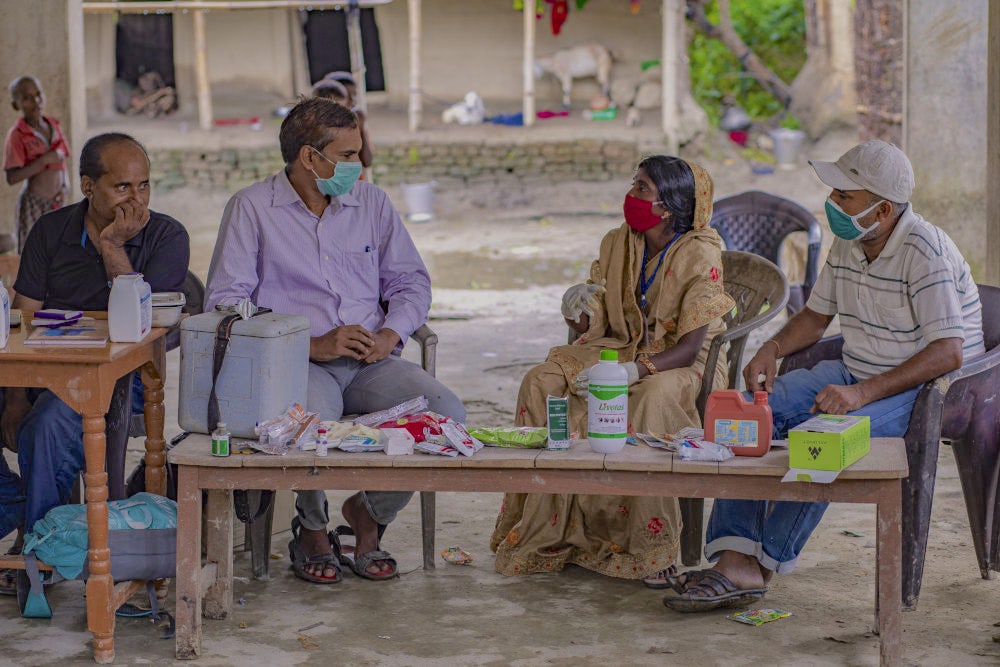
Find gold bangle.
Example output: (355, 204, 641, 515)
(764, 338, 782, 358)
(637, 355, 658, 375)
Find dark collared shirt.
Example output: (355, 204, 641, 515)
(14, 199, 190, 310)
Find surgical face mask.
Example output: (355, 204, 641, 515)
(310, 148, 362, 197)
(624, 195, 665, 232)
(824, 198, 884, 241)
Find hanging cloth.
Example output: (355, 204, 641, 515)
(548, 0, 569, 34)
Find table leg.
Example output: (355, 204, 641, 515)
(203, 489, 234, 619)
(82, 413, 115, 664)
(175, 467, 204, 659)
(141, 361, 166, 496)
(876, 482, 903, 666)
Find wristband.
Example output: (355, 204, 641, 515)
(764, 338, 782, 358)
(637, 355, 658, 376)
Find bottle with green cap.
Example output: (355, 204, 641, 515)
(587, 349, 628, 453)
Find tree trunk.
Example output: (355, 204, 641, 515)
(854, 0, 903, 143)
(686, 0, 793, 108)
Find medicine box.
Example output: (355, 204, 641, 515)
(788, 414, 871, 471)
(179, 311, 310, 438)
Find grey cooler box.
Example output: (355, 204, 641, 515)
(178, 311, 311, 438)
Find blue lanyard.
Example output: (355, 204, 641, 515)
(639, 232, 682, 310)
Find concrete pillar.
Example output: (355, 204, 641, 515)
(904, 1, 989, 280)
(988, 1, 1000, 286)
(0, 0, 86, 239)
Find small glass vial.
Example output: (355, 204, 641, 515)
(211, 422, 231, 457)
(316, 428, 329, 457)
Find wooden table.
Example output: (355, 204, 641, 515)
(0, 315, 168, 664)
(170, 437, 907, 666)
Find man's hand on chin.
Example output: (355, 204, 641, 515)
(363, 328, 401, 363)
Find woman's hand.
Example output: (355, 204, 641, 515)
(572, 361, 640, 396)
(561, 282, 604, 324)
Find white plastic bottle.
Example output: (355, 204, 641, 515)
(108, 273, 152, 343)
(0, 280, 9, 348)
(211, 422, 231, 457)
(587, 349, 629, 453)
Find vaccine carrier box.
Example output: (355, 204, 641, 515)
(179, 311, 311, 438)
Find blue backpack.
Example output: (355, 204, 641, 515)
(20, 492, 176, 619)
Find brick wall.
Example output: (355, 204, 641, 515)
(147, 139, 645, 192)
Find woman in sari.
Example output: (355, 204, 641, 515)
(490, 155, 735, 584)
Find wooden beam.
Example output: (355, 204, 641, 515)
(407, 0, 422, 132)
(346, 1, 367, 113)
(522, 0, 536, 127)
(82, 0, 394, 13)
(661, 0, 680, 152)
(192, 9, 213, 131)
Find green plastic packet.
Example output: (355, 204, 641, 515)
(468, 426, 547, 449)
(728, 608, 791, 626)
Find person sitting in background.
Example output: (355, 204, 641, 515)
(663, 140, 985, 612)
(490, 156, 735, 585)
(0, 132, 189, 593)
(319, 71, 373, 172)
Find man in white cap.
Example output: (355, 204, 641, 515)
(662, 140, 984, 612)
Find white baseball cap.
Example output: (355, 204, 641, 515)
(809, 140, 914, 203)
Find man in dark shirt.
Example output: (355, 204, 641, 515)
(0, 132, 189, 591)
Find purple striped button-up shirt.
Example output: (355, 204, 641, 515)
(205, 170, 431, 341)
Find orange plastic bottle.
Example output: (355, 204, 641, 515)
(704, 389, 773, 457)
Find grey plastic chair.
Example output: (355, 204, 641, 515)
(709, 191, 821, 315)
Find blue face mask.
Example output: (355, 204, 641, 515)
(824, 198, 884, 241)
(310, 148, 362, 197)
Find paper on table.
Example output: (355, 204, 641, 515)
(782, 468, 841, 484)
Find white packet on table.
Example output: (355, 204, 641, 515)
(439, 419, 483, 457)
(383, 428, 415, 455)
(415, 440, 460, 457)
(677, 439, 734, 462)
(354, 396, 430, 427)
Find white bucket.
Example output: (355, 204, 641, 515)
(769, 128, 806, 170)
(401, 181, 437, 222)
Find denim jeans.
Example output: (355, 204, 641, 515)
(705, 359, 921, 573)
(295, 355, 465, 530)
(0, 389, 87, 540)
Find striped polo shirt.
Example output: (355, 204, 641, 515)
(806, 205, 985, 380)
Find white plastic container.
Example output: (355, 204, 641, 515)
(0, 280, 10, 348)
(108, 273, 152, 342)
(401, 181, 437, 222)
(179, 311, 310, 438)
(151, 292, 186, 327)
(587, 349, 629, 454)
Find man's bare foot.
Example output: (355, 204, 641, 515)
(711, 550, 768, 590)
(341, 492, 393, 577)
(298, 526, 339, 579)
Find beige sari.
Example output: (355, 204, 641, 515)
(490, 162, 735, 579)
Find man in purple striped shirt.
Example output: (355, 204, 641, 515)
(206, 98, 465, 584)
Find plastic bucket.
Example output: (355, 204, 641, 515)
(400, 181, 437, 222)
(769, 128, 806, 170)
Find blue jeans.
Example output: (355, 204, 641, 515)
(705, 359, 921, 573)
(0, 389, 87, 541)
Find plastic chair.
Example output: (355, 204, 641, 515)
(778, 284, 1000, 609)
(678, 250, 790, 565)
(709, 191, 822, 315)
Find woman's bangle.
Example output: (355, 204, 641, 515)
(637, 355, 658, 376)
(764, 338, 782, 358)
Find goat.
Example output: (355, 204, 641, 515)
(442, 91, 485, 125)
(534, 43, 613, 109)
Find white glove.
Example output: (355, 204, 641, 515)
(572, 361, 640, 396)
(561, 282, 605, 323)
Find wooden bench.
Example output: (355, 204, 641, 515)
(169, 436, 908, 666)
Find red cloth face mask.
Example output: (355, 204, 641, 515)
(624, 194, 664, 232)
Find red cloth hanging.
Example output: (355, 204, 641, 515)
(548, 0, 569, 35)
(630, 0, 641, 14)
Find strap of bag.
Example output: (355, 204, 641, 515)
(207, 308, 272, 432)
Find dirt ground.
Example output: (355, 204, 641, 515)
(0, 121, 998, 666)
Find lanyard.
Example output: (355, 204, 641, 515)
(639, 231, 682, 310)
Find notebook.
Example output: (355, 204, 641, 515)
(24, 321, 108, 347)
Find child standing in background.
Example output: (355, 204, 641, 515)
(4, 76, 70, 252)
